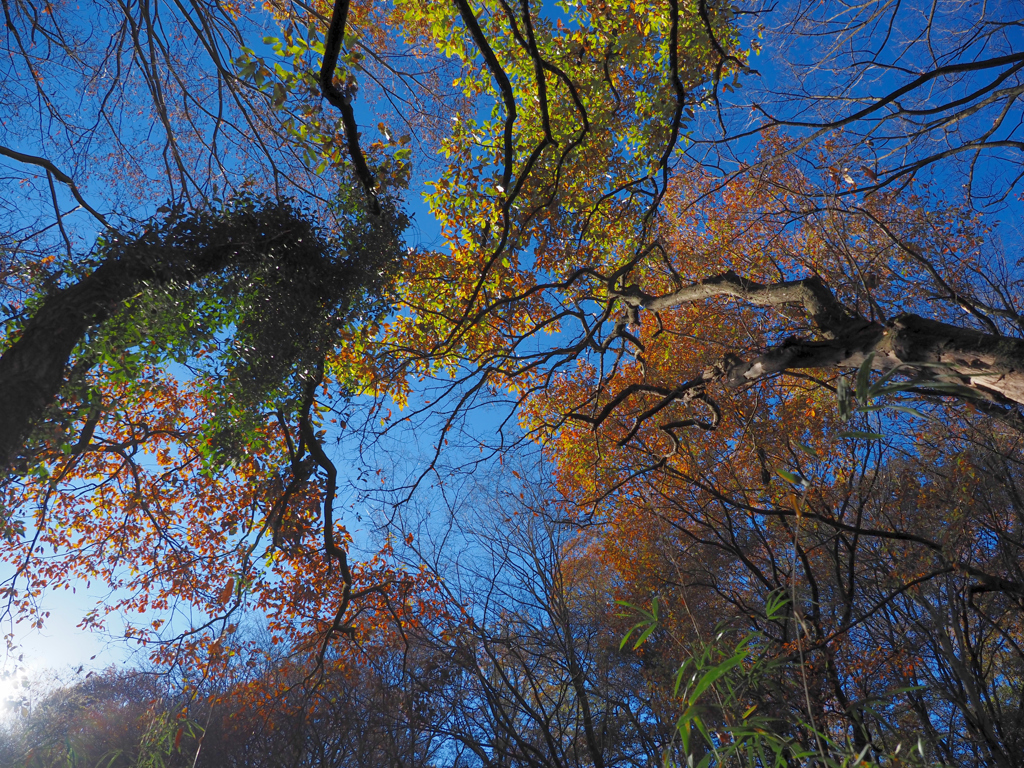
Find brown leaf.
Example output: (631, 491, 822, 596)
(218, 577, 234, 605)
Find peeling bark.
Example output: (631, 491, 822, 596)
(616, 270, 1024, 407)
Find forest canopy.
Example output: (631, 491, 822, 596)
(1, 0, 1023, 766)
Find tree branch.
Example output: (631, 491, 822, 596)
(616, 270, 1024, 406)
(0, 144, 109, 226)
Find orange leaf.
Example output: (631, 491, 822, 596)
(218, 577, 234, 605)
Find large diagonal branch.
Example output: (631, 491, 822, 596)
(617, 270, 862, 333)
(0, 204, 347, 472)
(452, 0, 518, 191)
(616, 271, 1024, 407)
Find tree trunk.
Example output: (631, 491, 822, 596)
(723, 313, 1024, 405)
(617, 271, 1024, 407)
(0, 204, 330, 472)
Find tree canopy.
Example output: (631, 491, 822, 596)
(1, 0, 1023, 766)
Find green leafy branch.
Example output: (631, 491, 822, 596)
(619, 593, 936, 768)
(836, 353, 985, 439)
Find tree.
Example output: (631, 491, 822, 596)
(0, 0, 451, 668)
(300, 0, 1024, 490)
(0, 190, 439, 684)
(422, 480, 672, 768)
(2, 0, 748, 662)
(0, 195, 404, 471)
(0, 0, 1022, 764)
(309, 1, 1024, 758)
(501, 151, 1024, 763)
(0, 0, 426, 241)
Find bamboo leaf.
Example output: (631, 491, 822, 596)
(776, 468, 805, 486)
(856, 352, 875, 400)
(688, 655, 744, 703)
(888, 405, 930, 419)
(839, 430, 884, 440)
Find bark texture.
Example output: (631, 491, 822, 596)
(617, 270, 1024, 407)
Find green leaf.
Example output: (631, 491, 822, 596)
(915, 380, 984, 397)
(856, 352, 875, 401)
(867, 361, 910, 392)
(775, 468, 805, 486)
(692, 714, 712, 744)
(631, 620, 658, 650)
(675, 707, 694, 752)
(238, 60, 257, 80)
(673, 658, 694, 697)
(868, 381, 919, 397)
(836, 376, 850, 421)
(617, 598, 659, 650)
(888, 404, 930, 419)
(688, 654, 743, 703)
(272, 82, 287, 109)
(764, 590, 789, 619)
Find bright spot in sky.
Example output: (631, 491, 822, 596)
(0, 666, 28, 706)
(1, 577, 128, 691)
